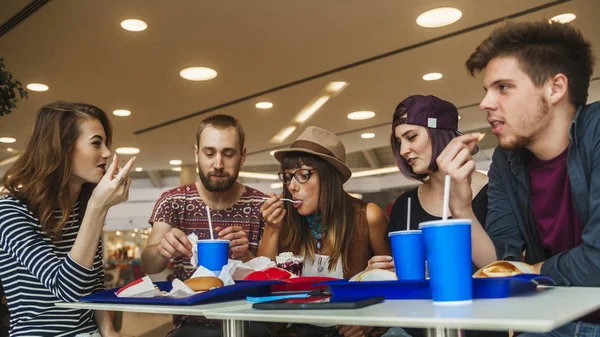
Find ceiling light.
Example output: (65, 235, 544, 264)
(271, 126, 297, 143)
(458, 115, 462, 120)
(351, 166, 399, 178)
(326, 81, 348, 92)
(416, 7, 462, 28)
(134, 167, 143, 172)
(269, 150, 277, 156)
(349, 193, 363, 199)
(121, 19, 147, 32)
(6, 147, 16, 152)
(238, 171, 279, 180)
(476, 170, 488, 175)
(255, 102, 273, 109)
(169, 159, 182, 165)
(423, 72, 443, 81)
(113, 109, 131, 117)
(115, 147, 140, 155)
(550, 13, 576, 23)
(26, 83, 49, 92)
(180, 67, 217, 81)
(270, 182, 282, 189)
(172, 167, 182, 172)
(361, 132, 375, 139)
(116, 231, 122, 236)
(0, 137, 16, 144)
(347, 111, 376, 120)
(295, 96, 330, 123)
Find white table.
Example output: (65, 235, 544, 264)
(57, 287, 600, 337)
(203, 287, 600, 337)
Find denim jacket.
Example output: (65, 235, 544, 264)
(486, 101, 600, 286)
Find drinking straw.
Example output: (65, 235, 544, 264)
(205, 205, 214, 240)
(406, 198, 411, 231)
(442, 175, 451, 221)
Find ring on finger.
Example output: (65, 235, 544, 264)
(117, 177, 127, 186)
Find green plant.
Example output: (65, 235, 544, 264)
(0, 57, 28, 116)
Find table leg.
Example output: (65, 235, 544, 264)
(221, 319, 248, 337)
(426, 328, 464, 337)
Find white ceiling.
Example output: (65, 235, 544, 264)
(1, 0, 599, 180)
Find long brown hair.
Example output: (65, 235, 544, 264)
(2, 101, 112, 239)
(279, 153, 357, 274)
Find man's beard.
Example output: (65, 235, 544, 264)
(198, 166, 239, 192)
(499, 96, 550, 151)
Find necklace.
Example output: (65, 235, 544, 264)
(306, 213, 327, 272)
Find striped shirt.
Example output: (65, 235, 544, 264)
(0, 195, 103, 336)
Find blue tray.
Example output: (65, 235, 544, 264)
(81, 280, 282, 305)
(322, 274, 555, 301)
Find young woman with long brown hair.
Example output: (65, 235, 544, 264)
(0, 101, 135, 336)
(259, 126, 391, 337)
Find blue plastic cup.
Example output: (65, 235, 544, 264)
(197, 239, 230, 276)
(419, 219, 472, 304)
(388, 230, 425, 280)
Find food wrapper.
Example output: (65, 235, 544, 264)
(473, 261, 535, 278)
(115, 276, 160, 298)
(188, 233, 199, 267)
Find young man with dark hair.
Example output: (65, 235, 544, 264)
(437, 20, 599, 337)
(142, 114, 268, 337)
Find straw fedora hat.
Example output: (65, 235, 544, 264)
(273, 126, 352, 182)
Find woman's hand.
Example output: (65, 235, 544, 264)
(366, 255, 394, 272)
(259, 193, 286, 230)
(90, 154, 136, 210)
(337, 325, 374, 337)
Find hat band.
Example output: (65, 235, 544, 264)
(291, 140, 338, 160)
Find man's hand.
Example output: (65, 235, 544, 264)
(157, 228, 193, 259)
(216, 226, 250, 260)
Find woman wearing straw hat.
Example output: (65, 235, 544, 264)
(259, 126, 391, 337)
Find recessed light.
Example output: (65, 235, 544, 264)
(180, 67, 217, 81)
(269, 150, 277, 156)
(115, 147, 140, 155)
(417, 7, 462, 28)
(121, 19, 147, 32)
(26, 83, 49, 92)
(458, 115, 462, 120)
(255, 102, 273, 109)
(550, 13, 576, 23)
(423, 72, 443, 81)
(172, 167, 182, 172)
(361, 132, 375, 139)
(113, 109, 131, 117)
(134, 167, 143, 172)
(6, 147, 16, 152)
(0, 137, 16, 144)
(169, 159, 182, 165)
(326, 81, 348, 92)
(347, 111, 376, 120)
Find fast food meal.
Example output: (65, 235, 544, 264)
(473, 261, 535, 278)
(183, 276, 225, 291)
(350, 269, 398, 282)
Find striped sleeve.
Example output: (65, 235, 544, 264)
(92, 237, 106, 294)
(0, 201, 97, 302)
